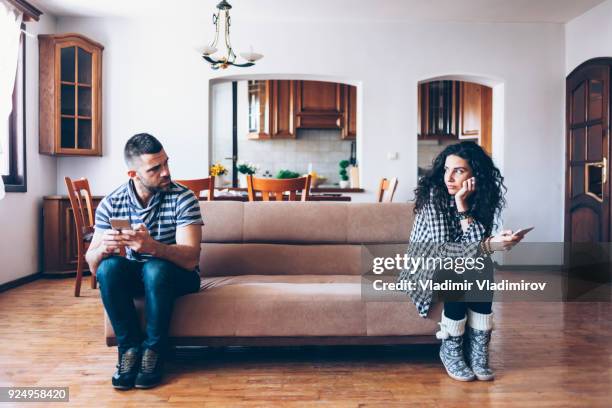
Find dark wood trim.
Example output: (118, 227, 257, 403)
(3, 25, 27, 193)
(0, 272, 41, 293)
(5, 0, 43, 21)
(232, 81, 238, 186)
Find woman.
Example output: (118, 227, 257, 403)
(399, 141, 522, 382)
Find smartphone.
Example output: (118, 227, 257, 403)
(109, 218, 132, 231)
(512, 226, 534, 238)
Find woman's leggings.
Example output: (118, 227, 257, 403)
(444, 301, 492, 320)
(436, 260, 495, 320)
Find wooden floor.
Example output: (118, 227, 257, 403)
(1, 278, 611, 407)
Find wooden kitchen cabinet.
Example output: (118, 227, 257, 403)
(248, 80, 297, 139)
(39, 33, 104, 156)
(296, 80, 343, 128)
(418, 81, 459, 138)
(43, 195, 102, 275)
(341, 84, 357, 140)
(459, 82, 492, 154)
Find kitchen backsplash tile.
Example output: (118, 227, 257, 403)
(236, 129, 352, 183)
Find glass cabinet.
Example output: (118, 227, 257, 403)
(39, 34, 104, 156)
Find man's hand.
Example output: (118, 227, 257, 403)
(99, 229, 127, 256)
(121, 224, 160, 255)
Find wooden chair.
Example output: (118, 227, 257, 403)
(175, 177, 215, 200)
(377, 177, 399, 202)
(247, 175, 312, 201)
(64, 176, 97, 297)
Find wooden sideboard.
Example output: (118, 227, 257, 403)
(42, 195, 102, 276)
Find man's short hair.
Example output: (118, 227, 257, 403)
(124, 133, 163, 165)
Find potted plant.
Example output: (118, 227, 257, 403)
(237, 162, 257, 187)
(209, 163, 228, 187)
(339, 160, 350, 188)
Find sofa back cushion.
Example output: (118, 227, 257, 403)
(198, 201, 414, 277)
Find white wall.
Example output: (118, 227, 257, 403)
(566, 0, 612, 74)
(53, 17, 566, 243)
(0, 13, 58, 285)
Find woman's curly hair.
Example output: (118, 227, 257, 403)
(414, 141, 506, 231)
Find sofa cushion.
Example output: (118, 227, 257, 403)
(104, 275, 441, 341)
(200, 243, 363, 277)
(199, 202, 415, 244)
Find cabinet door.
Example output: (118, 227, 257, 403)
(459, 82, 492, 155)
(55, 38, 102, 156)
(269, 80, 296, 138)
(342, 84, 357, 140)
(296, 80, 342, 128)
(247, 80, 271, 139)
(418, 81, 458, 138)
(459, 82, 483, 138)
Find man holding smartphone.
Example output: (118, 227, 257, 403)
(86, 133, 203, 390)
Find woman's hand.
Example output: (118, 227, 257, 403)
(487, 230, 523, 252)
(455, 177, 476, 212)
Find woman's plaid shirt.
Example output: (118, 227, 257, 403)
(398, 195, 492, 318)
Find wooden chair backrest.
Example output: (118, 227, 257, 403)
(175, 177, 215, 200)
(247, 175, 312, 201)
(64, 177, 95, 237)
(377, 177, 399, 202)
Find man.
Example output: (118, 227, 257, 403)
(86, 133, 203, 390)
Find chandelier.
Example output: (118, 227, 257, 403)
(202, 0, 263, 70)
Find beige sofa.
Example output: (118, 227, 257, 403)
(105, 201, 442, 347)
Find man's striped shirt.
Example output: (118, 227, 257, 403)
(95, 180, 203, 267)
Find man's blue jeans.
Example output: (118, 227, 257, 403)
(96, 256, 200, 354)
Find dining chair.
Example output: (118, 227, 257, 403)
(175, 177, 215, 200)
(377, 177, 399, 202)
(247, 175, 312, 201)
(64, 176, 97, 297)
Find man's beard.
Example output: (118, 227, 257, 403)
(140, 177, 171, 193)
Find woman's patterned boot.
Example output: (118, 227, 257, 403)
(436, 311, 475, 382)
(465, 309, 495, 381)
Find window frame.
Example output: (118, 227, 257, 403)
(2, 24, 27, 193)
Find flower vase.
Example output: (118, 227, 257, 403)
(339, 180, 350, 189)
(239, 173, 248, 188)
(215, 175, 226, 188)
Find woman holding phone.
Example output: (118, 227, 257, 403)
(400, 141, 524, 382)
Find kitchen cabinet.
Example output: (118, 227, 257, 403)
(459, 82, 492, 155)
(247, 80, 358, 140)
(248, 80, 297, 139)
(341, 84, 357, 140)
(296, 80, 342, 129)
(42, 195, 102, 275)
(418, 80, 492, 155)
(418, 81, 459, 138)
(39, 33, 104, 156)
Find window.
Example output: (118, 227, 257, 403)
(1, 25, 26, 192)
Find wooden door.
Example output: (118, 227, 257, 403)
(565, 62, 610, 243)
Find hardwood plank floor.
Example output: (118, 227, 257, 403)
(0, 278, 611, 407)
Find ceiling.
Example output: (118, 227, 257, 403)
(30, 0, 605, 23)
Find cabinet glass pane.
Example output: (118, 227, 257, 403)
(77, 47, 92, 85)
(77, 86, 92, 116)
(60, 47, 75, 82)
(77, 119, 92, 149)
(248, 80, 266, 132)
(61, 117, 76, 148)
(61, 84, 75, 115)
